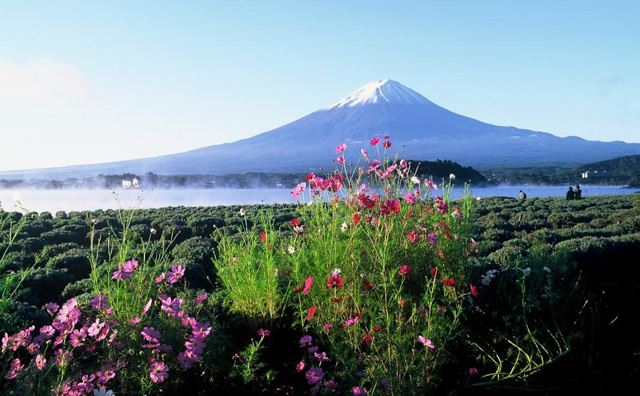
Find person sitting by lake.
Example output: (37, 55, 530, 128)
(518, 190, 527, 199)
(566, 186, 575, 200)
(575, 185, 582, 200)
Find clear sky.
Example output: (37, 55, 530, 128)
(1, 1, 638, 171)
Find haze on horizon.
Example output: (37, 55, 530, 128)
(1, 1, 639, 172)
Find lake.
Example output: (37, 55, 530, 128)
(1, 185, 638, 214)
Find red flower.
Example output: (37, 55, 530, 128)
(408, 230, 421, 243)
(439, 248, 446, 260)
(362, 280, 375, 290)
(370, 137, 380, 146)
(383, 135, 390, 140)
(430, 267, 439, 278)
(398, 265, 414, 279)
(327, 274, 344, 289)
(307, 306, 317, 321)
(382, 141, 392, 149)
(331, 298, 343, 303)
(361, 332, 372, 345)
(305, 173, 315, 180)
(443, 278, 455, 287)
(380, 199, 400, 215)
(372, 325, 383, 332)
(444, 231, 452, 240)
(470, 284, 479, 298)
(291, 218, 300, 227)
(293, 284, 303, 293)
(398, 299, 408, 307)
(353, 212, 360, 226)
(260, 231, 266, 243)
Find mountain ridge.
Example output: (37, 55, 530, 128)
(2, 79, 640, 180)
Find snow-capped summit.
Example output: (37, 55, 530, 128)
(324, 79, 432, 109)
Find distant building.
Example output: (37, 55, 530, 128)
(122, 177, 140, 189)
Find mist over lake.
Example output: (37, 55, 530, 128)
(1, 185, 637, 214)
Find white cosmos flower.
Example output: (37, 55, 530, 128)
(94, 388, 115, 396)
(340, 221, 348, 232)
(411, 176, 421, 184)
(449, 173, 456, 180)
(287, 246, 295, 254)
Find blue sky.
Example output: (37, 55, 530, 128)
(1, 1, 638, 171)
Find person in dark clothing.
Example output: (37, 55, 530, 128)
(575, 185, 582, 199)
(566, 186, 575, 200)
(518, 190, 527, 199)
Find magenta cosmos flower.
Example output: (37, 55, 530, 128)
(166, 265, 185, 284)
(149, 361, 169, 383)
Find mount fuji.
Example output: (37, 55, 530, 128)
(4, 79, 640, 179)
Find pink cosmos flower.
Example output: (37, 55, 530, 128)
(323, 323, 333, 330)
(45, 302, 59, 316)
(291, 182, 306, 199)
(112, 265, 133, 281)
(370, 137, 380, 146)
(296, 361, 305, 372)
(469, 367, 479, 376)
(97, 368, 116, 384)
(155, 273, 165, 284)
(149, 361, 169, 383)
(343, 314, 360, 327)
(314, 351, 330, 362)
(337, 155, 345, 165)
(427, 233, 438, 245)
(69, 328, 87, 347)
(35, 354, 46, 370)
(39, 325, 55, 339)
(5, 358, 24, 380)
(407, 191, 418, 205)
(299, 335, 313, 347)
(382, 141, 392, 149)
(57, 298, 80, 324)
(129, 317, 141, 325)
(142, 298, 153, 316)
(124, 259, 138, 272)
(88, 319, 105, 337)
(305, 366, 325, 385)
(353, 386, 367, 395)
(470, 284, 479, 298)
(196, 293, 208, 304)
(91, 293, 110, 310)
(303, 276, 313, 295)
(335, 143, 347, 154)
(166, 265, 185, 284)
(54, 348, 72, 367)
(360, 148, 368, 158)
(418, 335, 436, 350)
(257, 328, 270, 337)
